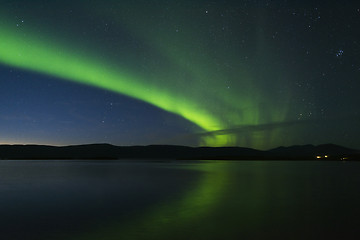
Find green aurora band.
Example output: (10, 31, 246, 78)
(0, 3, 292, 148)
(0, 23, 229, 145)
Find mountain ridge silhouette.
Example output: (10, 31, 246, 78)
(0, 143, 359, 160)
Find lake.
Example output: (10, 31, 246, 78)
(0, 160, 359, 240)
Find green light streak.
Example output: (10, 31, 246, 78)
(0, 23, 230, 145)
(0, 0, 294, 149)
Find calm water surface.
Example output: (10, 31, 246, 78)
(0, 160, 359, 240)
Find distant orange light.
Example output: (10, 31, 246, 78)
(316, 156, 322, 159)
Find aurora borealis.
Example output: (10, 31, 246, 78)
(1, 1, 360, 149)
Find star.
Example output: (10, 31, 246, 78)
(336, 49, 344, 57)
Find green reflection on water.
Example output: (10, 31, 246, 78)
(55, 161, 303, 240)
(62, 161, 231, 240)
(28, 161, 360, 240)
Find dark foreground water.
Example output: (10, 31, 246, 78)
(0, 160, 359, 240)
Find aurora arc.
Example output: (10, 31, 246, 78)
(0, 1, 294, 149)
(0, 22, 231, 146)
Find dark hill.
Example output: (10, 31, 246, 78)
(0, 144, 359, 160)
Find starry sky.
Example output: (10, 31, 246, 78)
(0, 0, 359, 150)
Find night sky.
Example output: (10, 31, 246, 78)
(1, 0, 359, 150)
